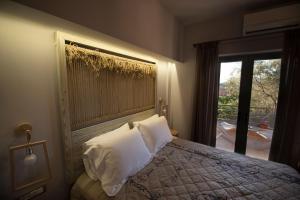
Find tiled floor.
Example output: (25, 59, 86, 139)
(216, 121, 272, 160)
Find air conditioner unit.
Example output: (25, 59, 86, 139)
(243, 3, 300, 36)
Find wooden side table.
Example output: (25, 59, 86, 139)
(170, 129, 179, 137)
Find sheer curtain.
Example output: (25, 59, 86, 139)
(192, 42, 220, 146)
(269, 29, 300, 171)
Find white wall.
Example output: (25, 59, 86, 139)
(0, 1, 180, 199)
(14, 0, 183, 61)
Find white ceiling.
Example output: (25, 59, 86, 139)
(160, 0, 289, 25)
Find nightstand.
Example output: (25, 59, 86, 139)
(170, 129, 179, 137)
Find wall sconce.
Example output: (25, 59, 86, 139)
(10, 123, 51, 191)
(158, 98, 168, 119)
(17, 123, 38, 166)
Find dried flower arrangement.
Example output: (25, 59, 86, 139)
(65, 44, 156, 78)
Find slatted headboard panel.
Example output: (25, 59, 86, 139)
(56, 32, 157, 184)
(66, 56, 156, 130)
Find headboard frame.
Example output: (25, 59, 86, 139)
(55, 32, 157, 184)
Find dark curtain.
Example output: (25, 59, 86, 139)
(192, 42, 220, 146)
(269, 29, 300, 171)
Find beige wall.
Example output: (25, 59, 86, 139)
(173, 13, 283, 140)
(170, 14, 243, 140)
(14, 0, 183, 61)
(0, 1, 180, 199)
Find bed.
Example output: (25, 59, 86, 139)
(56, 38, 300, 199)
(71, 137, 300, 200)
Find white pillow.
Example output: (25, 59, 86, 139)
(82, 123, 130, 181)
(136, 116, 173, 154)
(132, 114, 159, 128)
(83, 127, 152, 196)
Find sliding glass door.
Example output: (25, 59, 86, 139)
(216, 53, 282, 160)
(216, 61, 242, 152)
(246, 58, 281, 159)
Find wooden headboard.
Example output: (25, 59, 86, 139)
(56, 32, 157, 184)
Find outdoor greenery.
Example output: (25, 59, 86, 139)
(218, 59, 281, 127)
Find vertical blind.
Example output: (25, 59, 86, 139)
(65, 45, 156, 130)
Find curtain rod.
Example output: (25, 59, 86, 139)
(193, 31, 285, 48)
(65, 40, 156, 65)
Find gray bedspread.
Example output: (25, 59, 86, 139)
(71, 138, 300, 200)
